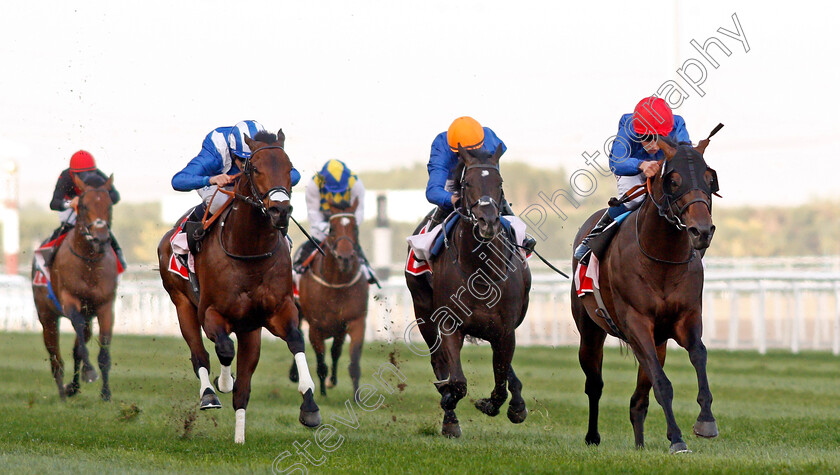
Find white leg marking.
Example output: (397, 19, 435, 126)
(198, 367, 212, 397)
(234, 408, 246, 444)
(219, 365, 234, 393)
(294, 352, 315, 395)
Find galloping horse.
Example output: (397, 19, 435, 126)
(158, 130, 320, 444)
(405, 145, 532, 438)
(571, 135, 721, 453)
(290, 198, 369, 396)
(33, 174, 118, 401)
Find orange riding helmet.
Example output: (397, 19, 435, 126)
(69, 150, 96, 172)
(447, 116, 485, 152)
(632, 96, 674, 137)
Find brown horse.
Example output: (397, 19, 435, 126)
(158, 130, 320, 444)
(32, 173, 118, 401)
(571, 136, 721, 453)
(290, 198, 369, 397)
(405, 145, 532, 438)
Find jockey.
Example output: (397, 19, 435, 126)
(171, 120, 300, 242)
(293, 159, 377, 284)
(426, 116, 536, 251)
(46, 150, 126, 268)
(573, 96, 691, 261)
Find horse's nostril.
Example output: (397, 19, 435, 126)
(688, 227, 701, 238)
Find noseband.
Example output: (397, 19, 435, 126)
(236, 145, 292, 215)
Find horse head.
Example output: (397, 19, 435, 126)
(241, 130, 293, 233)
(457, 143, 505, 240)
(71, 173, 114, 253)
(653, 137, 720, 250)
(326, 198, 359, 273)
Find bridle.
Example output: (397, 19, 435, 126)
(324, 213, 359, 261)
(69, 188, 112, 262)
(456, 163, 503, 229)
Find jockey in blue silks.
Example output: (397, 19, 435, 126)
(573, 97, 691, 261)
(172, 120, 300, 242)
(425, 116, 536, 252)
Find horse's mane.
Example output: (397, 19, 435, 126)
(253, 130, 277, 144)
(77, 171, 107, 187)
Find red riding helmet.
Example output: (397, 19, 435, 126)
(632, 96, 674, 137)
(69, 150, 96, 172)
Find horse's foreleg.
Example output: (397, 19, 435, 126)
(64, 305, 91, 397)
(629, 342, 666, 448)
(205, 307, 235, 395)
(475, 333, 514, 418)
(328, 330, 346, 389)
(626, 316, 687, 454)
(95, 303, 115, 401)
(266, 304, 321, 428)
(347, 318, 365, 396)
(574, 295, 608, 446)
(231, 330, 261, 444)
(438, 332, 466, 438)
(174, 296, 218, 410)
(40, 314, 65, 400)
(675, 316, 718, 439)
(308, 326, 328, 396)
(506, 367, 527, 423)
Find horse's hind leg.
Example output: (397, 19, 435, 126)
(506, 366, 527, 423)
(347, 317, 365, 395)
(309, 326, 329, 396)
(629, 342, 666, 448)
(438, 333, 467, 438)
(674, 315, 718, 438)
(573, 293, 608, 446)
(327, 330, 346, 389)
(39, 312, 65, 400)
(475, 333, 514, 418)
(95, 303, 115, 401)
(173, 295, 219, 410)
(231, 329, 261, 444)
(80, 317, 98, 383)
(64, 306, 92, 397)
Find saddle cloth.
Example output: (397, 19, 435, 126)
(33, 232, 125, 287)
(168, 219, 193, 281)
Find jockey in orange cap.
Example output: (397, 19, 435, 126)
(425, 116, 536, 252)
(573, 96, 691, 262)
(44, 150, 126, 268)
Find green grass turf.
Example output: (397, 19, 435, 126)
(0, 331, 838, 474)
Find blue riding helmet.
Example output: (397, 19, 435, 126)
(228, 120, 265, 159)
(320, 159, 351, 193)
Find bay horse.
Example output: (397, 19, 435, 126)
(290, 198, 369, 397)
(405, 144, 532, 438)
(571, 135, 721, 453)
(32, 173, 118, 401)
(157, 130, 320, 444)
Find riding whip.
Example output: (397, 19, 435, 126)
(290, 215, 326, 256)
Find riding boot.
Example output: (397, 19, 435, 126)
(183, 202, 208, 254)
(42, 223, 72, 268)
(501, 200, 536, 254)
(428, 206, 449, 229)
(356, 246, 379, 285)
(293, 239, 317, 275)
(110, 233, 127, 270)
(573, 210, 615, 262)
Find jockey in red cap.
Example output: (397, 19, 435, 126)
(44, 150, 126, 268)
(573, 97, 691, 262)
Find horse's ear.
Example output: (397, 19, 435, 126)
(491, 143, 503, 163)
(695, 138, 710, 155)
(243, 135, 256, 150)
(277, 128, 285, 148)
(349, 197, 359, 213)
(72, 172, 86, 191)
(105, 174, 114, 190)
(657, 138, 676, 160)
(456, 144, 473, 165)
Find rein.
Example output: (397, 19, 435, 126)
(634, 177, 697, 265)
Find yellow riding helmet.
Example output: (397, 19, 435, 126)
(446, 116, 485, 152)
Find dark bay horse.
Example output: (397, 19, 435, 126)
(290, 198, 369, 396)
(405, 145, 532, 438)
(32, 174, 118, 401)
(158, 130, 320, 444)
(571, 136, 721, 453)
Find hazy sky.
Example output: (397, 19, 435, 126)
(1, 0, 837, 208)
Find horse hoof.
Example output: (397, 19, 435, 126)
(101, 389, 111, 402)
(474, 398, 500, 417)
(669, 442, 691, 454)
(693, 420, 719, 438)
(585, 433, 601, 446)
(200, 388, 221, 410)
(299, 410, 321, 428)
(325, 379, 335, 389)
(441, 422, 461, 438)
(84, 369, 98, 384)
(65, 382, 80, 397)
(214, 375, 234, 394)
(507, 405, 528, 424)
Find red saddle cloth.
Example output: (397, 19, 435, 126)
(574, 254, 600, 297)
(405, 224, 432, 276)
(33, 232, 125, 287)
